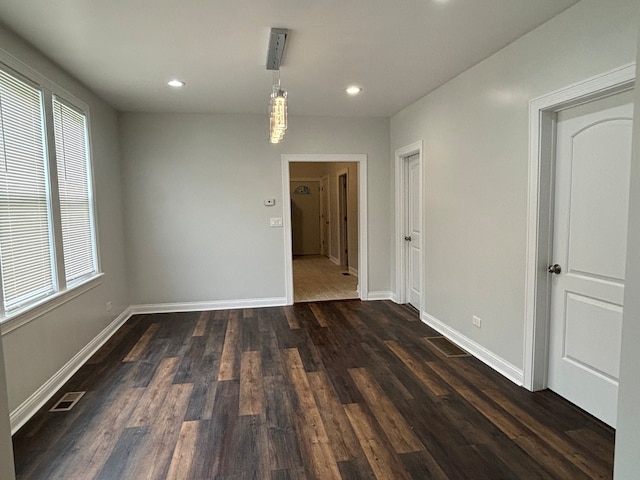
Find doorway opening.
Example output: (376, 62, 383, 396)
(282, 154, 368, 304)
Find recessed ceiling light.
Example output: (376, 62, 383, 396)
(346, 86, 362, 96)
(167, 79, 185, 87)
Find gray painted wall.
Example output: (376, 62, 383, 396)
(120, 114, 390, 305)
(390, 0, 639, 370)
(614, 26, 640, 480)
(0, 26, 129, 413)
(0, 339, 15, 480)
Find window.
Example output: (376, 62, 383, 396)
(53, 97, 96, 285)
(0, 65, 98, 319)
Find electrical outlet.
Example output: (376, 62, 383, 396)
(472, 315, 482, 328)
(106, 301, 112, 311)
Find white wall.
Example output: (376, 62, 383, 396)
(0, 26, 129, 414)
(120, 114, 390, 305)
(614, 30, 640, 480)
(390, 0, 639, 370)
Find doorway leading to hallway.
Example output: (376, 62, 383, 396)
(289, 162, 358, 303)
(282, 154, 368, 305)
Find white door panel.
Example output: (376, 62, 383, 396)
(567, 119, 631, 281)
(548, 89, 633, 427)
(564, 292, 623, 380)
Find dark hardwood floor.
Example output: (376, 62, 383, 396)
(12, 300, 614, 479)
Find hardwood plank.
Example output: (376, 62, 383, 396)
(173, 335, 206, 384)
(307, 370, 362, 462)
(192, 311, 210, 337)
(95, 426, 149, 480)
(123, 323, 159, 362)
(260, 327, 284, 377)
(385, 340, 450, 396)
(348, 367, 424, 454)
(283, 305, 300, 329)
(239, 350, 263, 416)
(87, 323, 134, 364)
(344, 402, 412, 480)
(264, 375, 304, 471)
(125, 383, 193, 479)
(218, 415, 267, 478)
(400, 450, 450, 480)
(282, 348, 341, 480)
(128, 357, 181, 428)
(218, 316, 241, 381)
(241, 316, 261, 351)
(308, 303, 329, 327)
(165, 421, 199, 480)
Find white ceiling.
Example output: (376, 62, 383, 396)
(0, 0, 580, 117)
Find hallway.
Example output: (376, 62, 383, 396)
(293, 255, 358, 303)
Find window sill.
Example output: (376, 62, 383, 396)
(0, 273, 104, 335)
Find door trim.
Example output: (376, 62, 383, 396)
(337, 169, 349, 268)
(320, 175, 329, 257)
(523, 63, 635, 391)
(394, 141, 423, 309)
(282, 154, 368, 305)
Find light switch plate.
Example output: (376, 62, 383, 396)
(270, 217, 283, 227)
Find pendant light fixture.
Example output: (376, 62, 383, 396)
(266, 28, 289, 144)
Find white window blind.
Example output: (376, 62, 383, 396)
(0, 69, 54, 312)
(52, 97, 96, 284)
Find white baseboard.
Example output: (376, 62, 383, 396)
(348, 267, 358, 277)
(366, 291, 394, 301)
(10, 307, 133, 434)
(130, 297, 288, 315)
(329, 255, 340, 265)
(421, 311, 524, 386)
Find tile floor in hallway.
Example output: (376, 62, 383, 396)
(293, 255, 358, 303)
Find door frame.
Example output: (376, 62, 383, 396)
(282, 154, 368, 305)
(394, 141, 424, 310)
(337, 169, 349, 268)
(523, 63, 635, 391)
(320, 175, 329, 256)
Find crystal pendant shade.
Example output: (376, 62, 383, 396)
(269, 86, 287, 144)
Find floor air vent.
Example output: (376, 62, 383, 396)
(50, 391, 86, 412)
(427, 337, 469, 358)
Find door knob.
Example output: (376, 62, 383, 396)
(548, 264, 562, 274)
(404, 236, 412, 241)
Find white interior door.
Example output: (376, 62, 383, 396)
(407, 154, 422, 310)
(290, 180, 321, 255)
(548, 89, 634, 427)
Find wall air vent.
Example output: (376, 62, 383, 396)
(427, 337, 469, 357)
